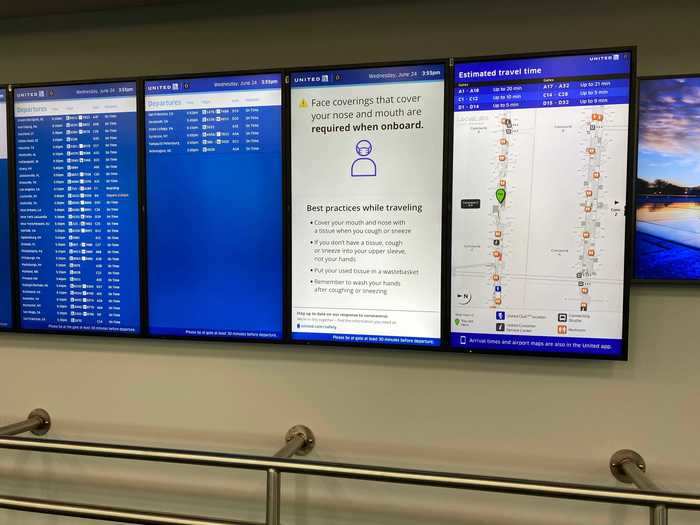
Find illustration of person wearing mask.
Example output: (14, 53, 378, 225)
(351, 139, 376, 177)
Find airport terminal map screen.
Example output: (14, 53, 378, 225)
(145, 73, 283, 340)
(290, 63, 445, 346)
(14, 82, 141, 334)
(0, 89, 11, 329)
(450, 51, 632, 357)
(635, 76, 700, 281)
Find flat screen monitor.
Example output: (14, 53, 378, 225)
(14, 81, 141, 334)
(290, 62, 445, 347)
(450, 49, 634, 358)
(145, 73, 283, 340)
(0, 88, 11, 329)
(635, 75, 700, 281)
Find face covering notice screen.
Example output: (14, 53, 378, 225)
(290, 63, 445, 347)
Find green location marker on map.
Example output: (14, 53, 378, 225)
(496, 188, 506, 204)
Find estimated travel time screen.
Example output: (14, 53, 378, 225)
(450, 51, 632, 357)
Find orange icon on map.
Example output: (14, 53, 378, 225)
(583, 231, 590, 239)
(495, 230, 502, 238)
(588, 249, 596, 256)
(592, 113, 604, 121)
(587, 147, 596, 155)
(499, 138, 508, 145)
(592, 171, 601, 179)
(499, 154, 507, 161)
(581, 287, 589, 295)
(557, 325, 568, 335)
(492, 274, 500, 282)
(586, 189, 593, 197)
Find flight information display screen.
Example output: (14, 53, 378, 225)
(145, 73, 283, 340)
(635, 76, 700, 281)
(0, 89, 11, 330)
(290, 63, 445, 347)
(450, 50, 633, 357)
(14, 82, 141, 334)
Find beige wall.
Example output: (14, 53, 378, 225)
(0, 1, 698, 524)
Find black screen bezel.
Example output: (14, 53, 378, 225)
(0, 49, 639, 361)
(140, 68, 288, 344)
(0, 86, 15, 332)
(632, 72, 700, 285)
(445, 46, 637, 361)
(10, 77, 144, 338)
(286, 58, 451, 352)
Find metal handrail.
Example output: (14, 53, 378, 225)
(0, 495, 257, 525)
(611, 450, 669, 525)
(267, 425, 315, 525)
(0, 422, 315, 525)
(0, 434, 699, 509)
(0, 421, 697, 525)
(0, 409, 51, 436)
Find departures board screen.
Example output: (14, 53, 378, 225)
(290, 63, 445, 347)
(145, 73, 283, 340)
(0, 89, 11, 329)
(450, 50, 633, 358)
(14, 82, 141, 334)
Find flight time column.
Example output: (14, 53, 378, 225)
(52, 113, 70, 325)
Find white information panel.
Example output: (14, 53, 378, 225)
(291, 63, 445, 347)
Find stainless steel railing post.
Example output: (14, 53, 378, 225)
(611, 450, 668, 525)
(265, 469, 281, 525)
(0, 409, 51, 437)
(266, 426, 315, 525)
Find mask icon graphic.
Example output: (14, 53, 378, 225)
(351, 139, 376, 177)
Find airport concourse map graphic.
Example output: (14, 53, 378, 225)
(636, 76, 700, 280)
(452, 105, 628, 330)
(450, 52, 631, 355)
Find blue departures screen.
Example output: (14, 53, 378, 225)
(145, 73, 283, 340)
(0, 89, 11, 329)
(450, 51, 632, 357)
(14, 82, 141, 333)
(635, 76, 700, 281)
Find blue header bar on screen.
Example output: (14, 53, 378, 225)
(14, 82, 136, 101)
(455, 52, 632, 83)
(145, 73, 282, 95)
(291, 64, 445, 88)
(0, 89, 5, 103)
